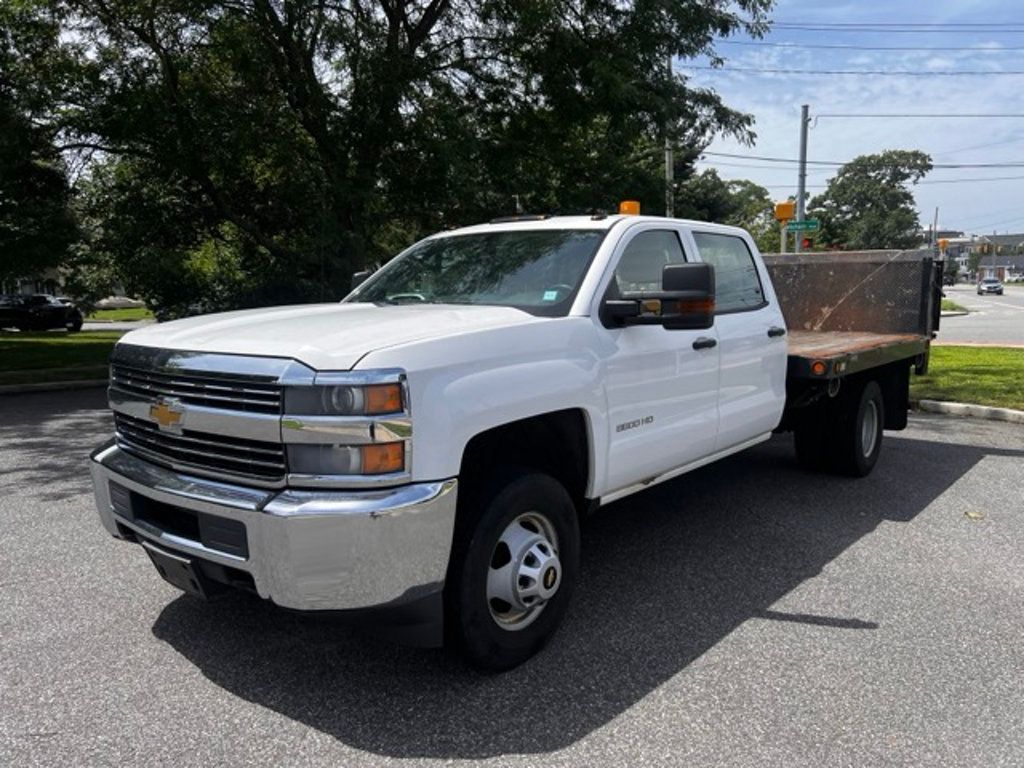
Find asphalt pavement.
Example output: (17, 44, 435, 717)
(938, 285, 1024, 346)
(2, 390, 1023, 767)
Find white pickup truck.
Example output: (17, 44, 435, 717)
(90, 213, 942, 669)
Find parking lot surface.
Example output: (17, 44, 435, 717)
(2, 389, 1022, 767)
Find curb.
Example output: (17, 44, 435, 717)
(939, 310, 968, 317)
(0, 379, 108, 396)
(913, 399, 1024, 424)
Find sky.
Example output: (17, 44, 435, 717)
(683, 0, 1024, 236)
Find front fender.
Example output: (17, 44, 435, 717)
(356, 318, 609, 497)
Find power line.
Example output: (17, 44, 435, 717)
(702, 151, 1024, 169)
(936, 137, 1023, 156)
(690, 65, 1024, 76)
(957, 213, 1024, 231)
(768, 22, 1024, 34)
(716, 172, 1024, 186)
(718, 40, 1024, 52)
(772, 21, 1024, 27)
(920, 175, 1024, 185)
(815, 113, 1024, 118)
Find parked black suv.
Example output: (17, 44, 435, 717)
(0, 294, 85, 332)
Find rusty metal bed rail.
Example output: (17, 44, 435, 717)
(762, 250, 941, 338)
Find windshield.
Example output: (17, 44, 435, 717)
(346, 229, 606, 316)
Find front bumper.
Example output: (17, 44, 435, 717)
(90, 441, 458, 614)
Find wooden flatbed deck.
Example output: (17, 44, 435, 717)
(786, 330, 928, 379)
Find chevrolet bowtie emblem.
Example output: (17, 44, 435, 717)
(149, 399, 184, 430)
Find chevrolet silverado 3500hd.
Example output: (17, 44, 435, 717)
(90, 213, 941, 669)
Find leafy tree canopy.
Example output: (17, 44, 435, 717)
(809, 150, 932, 251)
(0, 3, 77, 285)
(675, 170, 777, 252)
(4, 0, 773, 313)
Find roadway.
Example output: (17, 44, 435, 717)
(938, 284, 1024, 346)
(2, 389, 1022, 767)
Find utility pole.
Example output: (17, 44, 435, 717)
(665, 54, 674, 218)
(795, 104, 810, 253)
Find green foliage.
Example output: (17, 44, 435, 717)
(3, 0, 773, 314)
(0, 100, 76, 284)
(0, 1, 80, 284)
(967, 250, 983, 276)
(809, 150, 932, 251)
(675, 170, 778, 252)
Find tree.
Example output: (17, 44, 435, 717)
(0, 5, 77, 286)
(808, 150, 932, 250)
(674, 170, 778, 252)
(5, 0, 773, 313)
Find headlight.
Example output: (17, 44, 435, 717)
(288, 442, 405, 476)
(284, 383, 403, 416)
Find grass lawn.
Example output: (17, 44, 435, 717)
(912, 346, 1024, 411)
(940, 298, 968, 312)
(0, 330, 122, 385)
(85, 306, 154, 322)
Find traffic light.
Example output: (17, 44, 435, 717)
(800, 236, 814, 250)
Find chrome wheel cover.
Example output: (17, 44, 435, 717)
(861, 399, 879, 458)
(486, 512, 561, 631)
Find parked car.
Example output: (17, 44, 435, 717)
(977, 277, 1004, 295)
(0, 294, 84, 332)
(942, 273, 957, 286)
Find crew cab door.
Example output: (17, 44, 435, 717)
(597, 226, 720, 495)
(685, 230, 787, 451)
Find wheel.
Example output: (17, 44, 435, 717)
(66, 315, 83, 333)
(831, 380, 884, 477)
(445, 469, 579, 671)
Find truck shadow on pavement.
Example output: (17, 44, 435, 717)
(151, 429, 1022, 759)
(0, 388, 111, 504)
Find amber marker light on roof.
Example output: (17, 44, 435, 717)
(619, 200, 641, 215)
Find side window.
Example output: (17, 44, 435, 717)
(692, 232, 765, 313)
(613, 230, 687, 295)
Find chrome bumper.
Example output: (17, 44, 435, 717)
(90, 441, 457, 612)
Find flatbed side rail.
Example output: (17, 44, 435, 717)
(762, 250, 940, 338)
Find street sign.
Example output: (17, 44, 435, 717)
(786, 219, 820, 233)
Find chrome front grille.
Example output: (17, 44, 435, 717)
(114, 413, 286, 482)
(110, 363, 282, 415)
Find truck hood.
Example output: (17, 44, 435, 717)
(120, 303, 543, 371)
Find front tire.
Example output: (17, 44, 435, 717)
(445, 469, 579, 671)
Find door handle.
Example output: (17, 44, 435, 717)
(692, 337, 717, 350)
(767, 326, 786, 338)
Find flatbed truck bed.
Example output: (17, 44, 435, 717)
(761, 249, 943, 475)
(786, 331, 929, 379)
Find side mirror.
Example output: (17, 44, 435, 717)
(661, 263, 715, 330)
(601, 262, 715, 330)
(351, 269, 374, 290)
